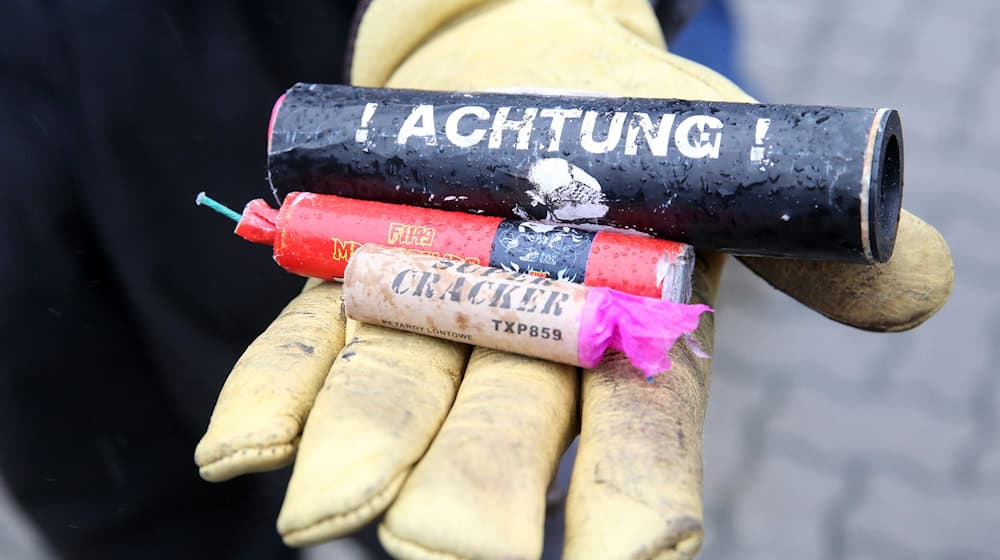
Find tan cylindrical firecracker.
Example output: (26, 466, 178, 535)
(343, 244, 586, 366)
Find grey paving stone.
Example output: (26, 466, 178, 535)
(846, 531, 924, 560)
(899, 155, 1000, 225)
(845, 473, 1000, 559)
(715, 261, 906, 391)
(897, 14, 985, 90)
(703, 367, 775, 487)
(730, 453, 845, 560)
(919, 174, 1000, 279)
(305, 539, 378, 560)
(882, 82, 976, 158)
(702, 367, 782, 556)
(769, 381, 971, 483)
(975, 378, 1000, 490)
(841, 0, 909, 28)
(982, 449, 1000, 491)
(880, 277, 1000, 408)
(973, 61, 1000, 159)
(709, 2, 1000, 559)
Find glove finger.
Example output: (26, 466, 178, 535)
(379, 347, 578, 560)
(277, 321, 470, 546)
(565, 253, 722, 560)
(739, 210, 953, 332)
(194, 281, 346, 481)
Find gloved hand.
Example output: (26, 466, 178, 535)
(195, 1, 954, 558)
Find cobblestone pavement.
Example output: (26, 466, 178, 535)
(3, 1, 998, 559)
(703, 1, 1000, 559)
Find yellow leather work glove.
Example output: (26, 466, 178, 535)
(195, 1, 954, 558)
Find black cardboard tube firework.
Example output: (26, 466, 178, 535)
(268, 84, 903, 263)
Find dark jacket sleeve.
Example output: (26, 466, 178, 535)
(654, 0, 706, 42)
(0, 2, 356, 558)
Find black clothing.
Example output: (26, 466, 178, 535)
(655, 0, 706, 42)
(1, 2, 355, 558)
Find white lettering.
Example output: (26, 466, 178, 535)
(580, 111, 627, 154)
(624, 112, 676, 156)
(539, 108, 582, 152)
(750, 118, 771, 162)
(445, 105, 490, 148)
(355, 102, 378, 143)
(489, 107, 538, 149)
(398, 103, 726, 158)
(675, 115, 723, 159)
(397, 104, 438, 146)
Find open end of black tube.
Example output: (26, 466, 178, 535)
(869, 111, 904, 263)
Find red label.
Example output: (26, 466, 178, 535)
(272, 192, 501, 279)
(585, 231, 686, 298)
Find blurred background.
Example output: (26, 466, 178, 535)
(704, 0, 1000, 558)
(2, 0, 997, 558)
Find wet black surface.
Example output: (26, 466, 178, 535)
(269, 84, 902, 262)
